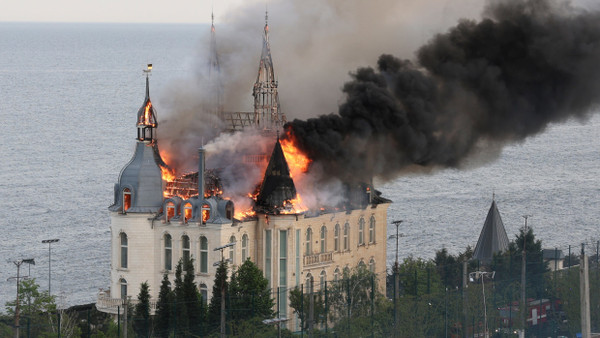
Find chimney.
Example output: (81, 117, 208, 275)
(198, 147, 205, 198)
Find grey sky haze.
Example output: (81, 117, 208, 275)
(1, 0, 251, 23)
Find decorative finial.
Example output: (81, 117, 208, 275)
(276, 129, 280, 141)
(492, 191, 495, 201)
(265, 5, 268, 26)
(143, 64, 152, 77)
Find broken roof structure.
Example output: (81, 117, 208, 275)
(473, 200, 510, 264)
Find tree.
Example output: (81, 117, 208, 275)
(133, 282, 151, 338)
(172, 259, 188, 334)
(288, 286, 325, 331)
(229, 259, 274, 322)
(5, 278, 56, 337)
(183, 257, 205, 335)
(491, 226, 549, 300)
(398, 256, 443, 297)
(154, 273, 173, 337)
(207, 260, 229, 332)
(327, 264, 378, 321)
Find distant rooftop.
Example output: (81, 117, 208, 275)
(474, 200, 510, 264)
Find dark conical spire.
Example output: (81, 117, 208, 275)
(256, 138, 297, 209)
(473, 200, 510, 264)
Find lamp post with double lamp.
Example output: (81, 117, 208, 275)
(469, 271, 495, 338)
(214, 242, 235, 338)
(8, 258, 35, 338)
(41, 239, 59, 295)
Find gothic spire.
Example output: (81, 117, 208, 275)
(208, 10, 223, 122)
(253, 10, 286, 129)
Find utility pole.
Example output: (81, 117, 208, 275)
(520, 214, 531, 338)
(9, 259, 35, 338)
(391, 220, 402, 337)
(580, 244, 591, 338)
(462, 261, 467, 338)
(214, 242, 235, 338)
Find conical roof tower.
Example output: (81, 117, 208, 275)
(256, 137, 297, 210)
(473, 199, 510, 264)
(109, 68, 166, 213)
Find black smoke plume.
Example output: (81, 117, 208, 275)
(286, 0, 600, 184)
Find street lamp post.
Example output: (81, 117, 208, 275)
(42, 239, 59, 295)
(8, 258, 35, 338)
(214, 242, 235, 338)
(469, 271, 495, 338)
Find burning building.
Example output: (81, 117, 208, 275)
(97, 14, 391, 327)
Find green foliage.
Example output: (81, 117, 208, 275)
(207, 260, 229, 332)
(183, 257, 206, 335)
(434, 246, 476, 289)
(289, 286, 326, 330)
(133, 281, 151, 337)
(5, 278, 57, 337)
(172, 259, 189, 333)
(154, 273, 173, 337)
(398, 256, 443, 296)
(229, 259, 274, 323)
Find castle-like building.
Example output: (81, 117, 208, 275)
(96, 14, 391, 327)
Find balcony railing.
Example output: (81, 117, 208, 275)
(96, 292, 157, 315)
(303, 251, 333, 266)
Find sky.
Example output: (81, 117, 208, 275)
(2, 0, 598, 24)
(0, 0, 250, 23)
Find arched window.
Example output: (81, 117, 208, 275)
(242, 234, 249, 262)
(199, 236, 208, 273)
(166, 201, 175, 222)
(369, 216, 376, 244)
(358, 217, 365, 246)
(334, 223, 340, 252)
(200, 283, 208, 305)
(369, 258, 376, 273)
(305, 228, 313, 255)
(122, 188, 131, 212)
(320, 226, 327, 253)
(183, 203, 192, 223)
(120, 278, 127, 299)
(164, 234, 172, 271)
(343, 222, 350, 251)
(306, 273, 314, 294)
(358, 260, 366, 270)
(319, 270, 326, 290)
(334, 267, 340, 282)
(202, 204, 210, 224)
(229, 235, 236, 264)
(120, 233, 128, 269)
(343, 266, 350, 279)
(182, 235, 190, 264)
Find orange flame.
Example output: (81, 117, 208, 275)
(140, 101, 155, 126)
(279, 193, 308, 214)
(280, 134, 311, 178)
